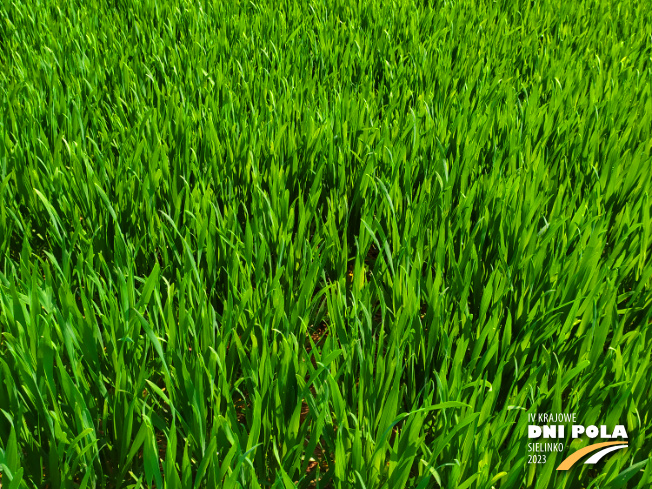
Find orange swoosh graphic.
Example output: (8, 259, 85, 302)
(556, 442, 628, 470)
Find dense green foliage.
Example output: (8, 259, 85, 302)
(1, 0, 651, 487)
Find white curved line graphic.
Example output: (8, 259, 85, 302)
(583, 444, 628, 464)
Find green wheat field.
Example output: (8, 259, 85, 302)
(1, 0, 651, 487)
